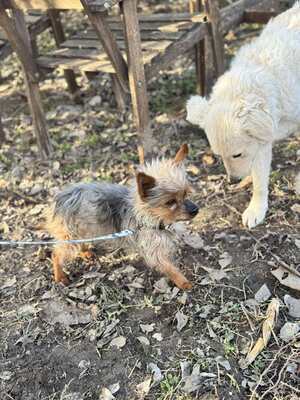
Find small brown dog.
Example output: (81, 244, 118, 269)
(44, 144, 199, 289)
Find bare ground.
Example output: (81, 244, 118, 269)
(0, 12, 299, 400)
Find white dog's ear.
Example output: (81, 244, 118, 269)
(186, 95, 209, 128)
(239, 97, 276, 143)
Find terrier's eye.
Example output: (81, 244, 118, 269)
(232, 153, 242, 159)
(165, 199, 177, 207)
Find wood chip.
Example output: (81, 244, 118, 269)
(240, 298, 279, 369)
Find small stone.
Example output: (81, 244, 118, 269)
(254, 284, 271, 303)
(280, 322, 299, 342)
(284, 295, 300, 318)
(89, 95, 102, 107)
(30, 184, 43, 196)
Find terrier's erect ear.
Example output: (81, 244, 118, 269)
(136, 172, 156, 200)
(174, 143, 188, 164)
(186, 95, 209, 127)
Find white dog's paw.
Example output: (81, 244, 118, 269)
(242, 204, 267, 229)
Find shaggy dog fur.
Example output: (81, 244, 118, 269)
(187, 3, 300, 228)
(44, 145, 199, 289)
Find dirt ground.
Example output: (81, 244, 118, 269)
(0, 5, 299, 400)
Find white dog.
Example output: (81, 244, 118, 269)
(187, 3, 300, 228)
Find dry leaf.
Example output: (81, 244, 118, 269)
(136, 377, 152, 400)
(153, 278, 171, 294)
(202, 154, 215, 166)
(140, 323, 155, 334)
(218, 252, 232, 269)
(0, 371, 13, 381)
(148, 363, 163, 384)
(108, 383, 120, 395)
(99, 388, 115, 400)
(0, 276, 16, 290)
(240, 298, 279, 369)
(173, 223, 204, 249)
(109, 336, 126, 349)
(187, 164, 200, 175)
(137, 336, 150, 346)
(0, 221, 9, 234)
(152, 333, 163, 342)
(200, 266, 228, 283)
(291, 204, 300, 213)
(175, 310, 189, 332)
(271, 266, 300, 291)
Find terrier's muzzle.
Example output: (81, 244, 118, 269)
(184, 199, 199, 217)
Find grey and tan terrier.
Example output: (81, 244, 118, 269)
(44, 144, 199, 289)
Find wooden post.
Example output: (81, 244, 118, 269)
(0, 8, 52, 159)
(204, 0, 225, 77)
(111, 74, 127, 111)
(121, 0, 154, 163)
(189, 0, 206, 96)
(47, 10, 81, 101)
(80, 0, 129, 93)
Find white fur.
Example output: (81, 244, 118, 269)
(187, 3, 300, 228)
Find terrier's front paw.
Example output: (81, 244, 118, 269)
(242, 204, 267, 229)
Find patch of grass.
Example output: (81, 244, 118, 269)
(150, 71, 196, 114)
(270, 170, 282, 185)
(223, 332, 237, 356)
(0, 153, 12, 167)
(120, 151, 139, 163)
(159, 372, 181, 400)
(83, 132, 102, 148)
(57, 142, 72, 153)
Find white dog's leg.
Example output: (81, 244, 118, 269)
(242, 144, 272, 229)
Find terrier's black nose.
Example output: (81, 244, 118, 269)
(184, 200, 199, 217)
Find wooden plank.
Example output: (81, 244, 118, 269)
(37, 45, 161, 71)
(121, 0, 153, 162)
(61, 37, 172, 51)
(1, 0, 120, 11)
(82, 20, 196, 32)
(243, 10, 277, 23)
(37, 55, 115, 73)
(47, 47, 163, 61)
(12, 9, 52, 159)
(48, 10, 80, 99)
(107, 13, 205, 23)
(74, 29, 182, 41)
(204, 0, 225, 77)
(80, 1, 129, 92)
(145, 0, 261, 81)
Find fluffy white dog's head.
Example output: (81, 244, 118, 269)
(186, 94, 275, 179)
